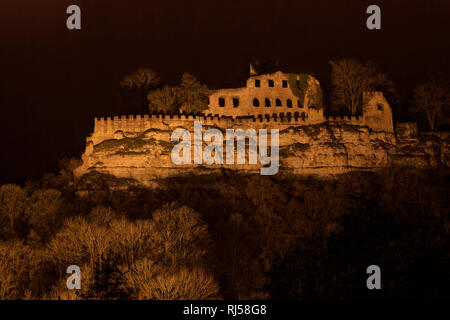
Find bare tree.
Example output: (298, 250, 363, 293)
(0, 184, 27, 237)
(147, 73, 210, 114)
(411, 80, 450, 131)
(120, 68, 160, 111)
(177, 73, 210, 113)
(330, 58, 396, 115)
(25, 189, 63, 242)
(0, 242, 34, 299)
(147, 86, 179, 113)
(149, 202, 213, 269)
(125, 262, 220, 300)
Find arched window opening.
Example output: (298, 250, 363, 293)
(287, 99, 292, 108)
(265, 98, 271, 107)
(268, 80, 274, 87)
(301, 112, 306, 120)
(219, 97, 225, 107)
(276, 98, 282, 106)
(253, 98, 260, 107)
(297, 100, 303, 108)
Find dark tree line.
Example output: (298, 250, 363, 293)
(1, 161, 449, 299)
(120, 68, 210, 115)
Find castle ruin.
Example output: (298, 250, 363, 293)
(74, 71, 448, 186)
(90, 71, 394, 145)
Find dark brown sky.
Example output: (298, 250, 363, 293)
(0, 0, 449, 183)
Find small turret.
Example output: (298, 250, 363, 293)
(362, 91, 394, 133)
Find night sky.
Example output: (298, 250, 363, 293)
(1, 0, 449, 184)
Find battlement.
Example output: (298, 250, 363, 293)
(94, 112, 325, 123)
(93, 112, 368, 131)
(363, 91, 384, 100)
(92, 112, 327, 137)
(325, 115, 361, 121)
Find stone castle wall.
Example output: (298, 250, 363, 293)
(89, 113, 380, 146)
(88, 91, 393, 146)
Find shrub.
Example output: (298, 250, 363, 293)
(0, 184, 27, 239)
(0, 241, 36, 299)
(125, 259, 220, 300)
(149, 203, 213, 269)
(25, 189, 64, 242)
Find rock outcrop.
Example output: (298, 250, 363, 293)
(74, 118, 450, 188)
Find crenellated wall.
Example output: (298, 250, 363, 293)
(90, 113, 367, 145)
(89, 113, 323, 145)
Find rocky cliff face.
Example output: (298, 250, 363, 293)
(74, 120, 450, 188)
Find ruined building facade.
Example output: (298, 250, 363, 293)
(207, 71, 322, 119)
(206, 71, 393, 133)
